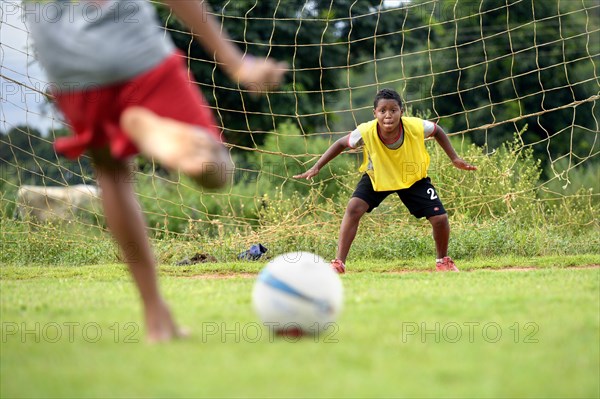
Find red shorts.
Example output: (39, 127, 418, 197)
(53, 52, 220, 160)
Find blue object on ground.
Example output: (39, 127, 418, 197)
(238, 244, 268, 261)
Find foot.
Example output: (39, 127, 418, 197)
(436, 256, 459, 272)
(331, 259, 346, 274)
(145, 299, 189, 344)
(120, 106, 233, 189)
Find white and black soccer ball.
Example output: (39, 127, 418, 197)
(252, 252, 343, 334)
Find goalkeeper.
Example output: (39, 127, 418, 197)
(294, 88, 476, 274)
(25, 0, 286, 342)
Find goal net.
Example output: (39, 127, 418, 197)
(1, 0, 598, 263)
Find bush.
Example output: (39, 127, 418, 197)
(1, 124, 597, 265)
(135, 121, 356, 237)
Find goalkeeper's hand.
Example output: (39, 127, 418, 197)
(293, 166, 320, 180)
(452, 158, 477, 171)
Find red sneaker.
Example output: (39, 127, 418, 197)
(331, 259, 346, 274)
(436, 256, 459, 272)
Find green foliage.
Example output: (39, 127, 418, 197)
(134, 121, 355, 237)
(2, 1, 598, 269)
(246, 127, 598, 261)
(2, 121, 597, 266)
(244, 121, 356, 200)
(0, 126, 93, 186)
(542, 158, 600, 196)
(428, 132, 544, 222)
(154, 0, 402, 149)
(329, 1, 600, 175)
(0, 181, 19, 220)
(397, 0, 600, 166)
(0, 220, 114, 266)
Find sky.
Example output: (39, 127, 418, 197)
(1, 1, 61, 134)
(0, 0, 407, 135)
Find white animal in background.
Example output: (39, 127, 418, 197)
(15, 184, 102, 223)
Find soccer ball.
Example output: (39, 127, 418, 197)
(252, 251, 343, 335)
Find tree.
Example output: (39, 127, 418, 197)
(402, 0, 599, 164)
(0, 126, 92, 186)
(155, 1, 408, 151)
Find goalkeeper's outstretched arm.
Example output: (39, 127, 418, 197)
(431, 125, 477, 171)
(293, 135, 350, 180)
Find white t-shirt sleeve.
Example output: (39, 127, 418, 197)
(423, 120, 437, 138)
(348, 128, 364, 148)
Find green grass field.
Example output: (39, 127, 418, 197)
(1, 257, 599, 398)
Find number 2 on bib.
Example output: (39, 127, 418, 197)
(427, 188, 438, 200)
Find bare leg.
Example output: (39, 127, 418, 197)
(92, 149, 185, 343)
(429, 213, 450, 259)
(336, 197, 369, 263)
(120, 107, 233, 189)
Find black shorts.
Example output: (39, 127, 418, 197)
(351, 174, 446, 218)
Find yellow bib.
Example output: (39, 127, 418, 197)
(357, 117, 430, 191)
